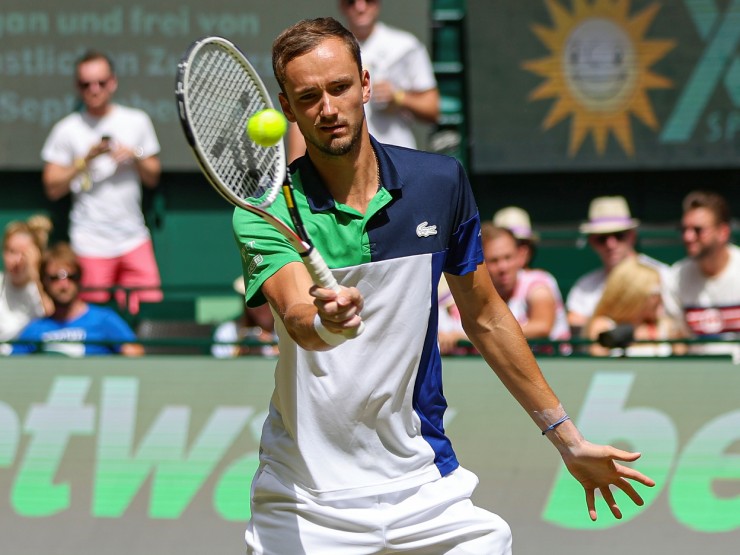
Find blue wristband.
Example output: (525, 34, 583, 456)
(541, 415, 570, 436)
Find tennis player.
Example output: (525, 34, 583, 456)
(235, 17, 655, 554)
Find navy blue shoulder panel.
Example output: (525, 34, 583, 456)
(368, 142, 482, 273)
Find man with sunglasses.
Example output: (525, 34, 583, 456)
(668, 190, 740, 354)
(41, 50, 162, 316)
(11, 242, 142, 357)
(566, 196, 672, 333)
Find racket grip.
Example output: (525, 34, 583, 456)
(304, 249, 365, 337)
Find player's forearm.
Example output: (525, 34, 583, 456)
(452, 268, 571, 433)
(282, 302, 337, 351)
(481, 329, 584, 446)
(262, 263, 337, 351)
(469, 310, 559, 411)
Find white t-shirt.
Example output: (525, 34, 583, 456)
(669, 244, 740, 337)
(41, 104, 160, 257)
(0, 273, 46, 342)
(566, 253, 672, 322)
(360, 22, 437, 149)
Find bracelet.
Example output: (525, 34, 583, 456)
(74, 158, 87, 172)
(541, 414, 570, 436)
(393, 90, 406, 106)
(313, 314, 348, 347)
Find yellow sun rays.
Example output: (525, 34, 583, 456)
(522, 0, 675, 156)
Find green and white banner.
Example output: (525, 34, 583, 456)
(1, 356, 738, 554)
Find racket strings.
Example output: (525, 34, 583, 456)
(187, 44, 282, 206)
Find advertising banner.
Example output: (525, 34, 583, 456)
(1, 356, 738, 554)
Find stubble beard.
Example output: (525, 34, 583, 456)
(307, 114, 365, 157)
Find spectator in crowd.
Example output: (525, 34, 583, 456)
(585, 258, 687, 357)
(11, 242, 142, 357)
(287, 0, 440, 161)
(0, 215, 54, 353)
(483, 223, 571, 343)
(668, 190, 740, 355)
(41, 49, 162, 315)
(211, 276, 278, 358)
(566, 196, 673, 333)
(493, 206, 540, 268)
(237, 17, 653, 553)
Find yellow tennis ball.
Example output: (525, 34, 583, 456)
(247, 109, 287, 147)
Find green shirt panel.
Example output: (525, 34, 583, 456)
(232, 176, 393, 307)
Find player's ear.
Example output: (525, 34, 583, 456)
(108, 75, 118, 95)
(361, 69, 371, 104)
(278, 93, 296, 123)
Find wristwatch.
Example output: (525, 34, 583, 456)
(134, 146, 145, 160)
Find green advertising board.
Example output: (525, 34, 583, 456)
(468, 0, 740, 172)
(0, 356, 738, 554)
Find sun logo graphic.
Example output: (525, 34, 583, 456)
(522, 0, 676, 157)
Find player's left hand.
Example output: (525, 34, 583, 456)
(559, 439, 656, 521)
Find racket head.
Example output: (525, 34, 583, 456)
(175, 36, 285, 209)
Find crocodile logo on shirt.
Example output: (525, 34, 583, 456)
(416, 221, 438, 238)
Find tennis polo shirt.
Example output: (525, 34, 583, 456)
(233, 138, 483, 499)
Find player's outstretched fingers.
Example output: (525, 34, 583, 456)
(600, 486, 622, 519)
(585, 488, 597, 521)
(615, 477, 645, 506)
(616, 460, 656, 488)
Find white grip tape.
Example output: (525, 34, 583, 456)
(305, 249, 339, 291)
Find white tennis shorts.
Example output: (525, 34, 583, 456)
(245, 466, 512, 554)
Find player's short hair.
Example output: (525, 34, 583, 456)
(682, 190, 730, 225)
(272, 17, 362, 94)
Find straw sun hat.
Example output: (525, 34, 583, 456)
(493, 206, 539, 242)
(579, 196, 640, 235)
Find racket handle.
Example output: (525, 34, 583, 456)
(304, 249, 365, 337)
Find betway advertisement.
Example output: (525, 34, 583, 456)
(0, 356, 737, 554)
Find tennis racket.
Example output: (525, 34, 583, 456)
(175, 36, 364, 336)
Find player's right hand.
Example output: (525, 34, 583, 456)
(311, 285, 364, 333)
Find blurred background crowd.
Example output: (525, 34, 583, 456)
(1, 0, 738, 359)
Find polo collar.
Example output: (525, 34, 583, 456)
(293, 136, 404, 213)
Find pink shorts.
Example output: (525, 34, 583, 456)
(78, 239, 162, 314)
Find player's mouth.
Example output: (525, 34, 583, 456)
(319, 123, 346, 135)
